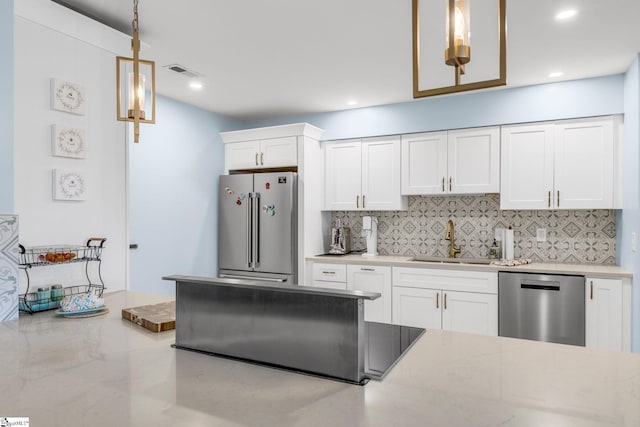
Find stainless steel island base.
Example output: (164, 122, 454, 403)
(163, 275, 383, 384)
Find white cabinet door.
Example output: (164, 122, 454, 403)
(554, 118, 614, 209)
(401, 131, 447, 195)
(392, 286, 442, 329)
(448, 127, 500, 194)
(362, 136, 406, 210)
(225, 141, 262, 170)
(585, 277, 622, 351)
(500, 123, 554, 210)
(347, 265, 392, 323)
(324, 140, 362, 210)
(441, 291, 498, 336)
(261, 136, 298, 168)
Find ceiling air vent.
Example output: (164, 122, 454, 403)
(164, 64, 200, 78)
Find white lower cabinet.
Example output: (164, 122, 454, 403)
(347, 265, 392, 323)
(585, 277, 623, 351)
(392, 267, 498, 336)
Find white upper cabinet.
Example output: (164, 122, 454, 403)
(324, 139, 362, 210)
(225, 136, 297, 170)
(401, 131, 447, 194)
(401, 127, 500, 195)
(324, 136, 407, 211)
(500, 123, 555, 210)
(448, 127, 501, 194)
(554, 118, 614, 209)
(501, 116, 620, 210)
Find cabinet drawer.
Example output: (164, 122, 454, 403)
(393, 267, 498, 294)
(311, 280, 347, 291)
(312, 263, 347, 283)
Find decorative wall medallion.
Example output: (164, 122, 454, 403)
(53, 169, 86, 201)
(51, 125, 86, 158)
(51, 78, 86, 115)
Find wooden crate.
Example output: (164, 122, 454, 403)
(121, 301, 175, 332)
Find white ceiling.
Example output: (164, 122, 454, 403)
(52, 0, 640, 121)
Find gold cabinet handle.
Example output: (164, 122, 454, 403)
(362, 194, 366, 209)
(260, 152, 264, 165)
(548, 191, 551, 208)
(449, 177, 452, 192)
(442, 177, 445, 192)
(356, 195, 359, 209)
(557, 190, 560, 207)
(255, 153, 259, 166)
(436, 292, 439, 309)
(590, 281, 593, 300)
(361, 267, 375, 272)
(444, 293, 447, 310)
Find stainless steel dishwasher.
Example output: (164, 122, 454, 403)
(498, 272, 585, 346)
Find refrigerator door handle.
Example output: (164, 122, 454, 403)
(252, 192, 260, 268)
(246, 194, 252, 268)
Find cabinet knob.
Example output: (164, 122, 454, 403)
(255, 153, 259, 166)
(444, 293, 447, 310)
(436, 292, 439, 309)
(557, 190, 560, 207)
(356, 195, 360, 209)
(362, 194, 366, 209)
(449, 177, 452, 192)
(260, 152, 264, 166)
(548, 191, 551, 208)
(590, 280, 593, 300)
(442, 177, 445, 192)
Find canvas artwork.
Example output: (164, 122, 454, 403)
(51, 125, 86, 158)
(52, 169, 86, 201)
(51, 78, 86, 115)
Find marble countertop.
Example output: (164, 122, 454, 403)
(306, 254, 633, 278)
(2, 290, 639, 426)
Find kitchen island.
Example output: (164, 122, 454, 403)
(1, 291, 639, 426)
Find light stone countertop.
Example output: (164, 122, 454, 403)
(2, 290, 639, 426)
(306, 254, 633, 278)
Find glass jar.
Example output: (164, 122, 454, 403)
(51, 284, 65, 306)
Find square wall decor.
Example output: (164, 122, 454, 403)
(51, 78, 86, 115)
(52, 169, 86, 201)
(51, 125, 86, 159)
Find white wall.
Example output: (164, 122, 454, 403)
(128, 95, 240, 295)
(0, 0, 14, 215)
(14, 2, 130, 293)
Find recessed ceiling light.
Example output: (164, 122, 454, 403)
(555, 9, 577, 20)
(346, 100, 358, 106)
(548, 71, 563, 78)
(189, 81, 203, 90)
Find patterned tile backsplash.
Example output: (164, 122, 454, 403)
(0, 215, 19, 321)
(332, 194, 616, 265)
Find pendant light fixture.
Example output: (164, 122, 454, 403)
(412, 0, 506, 98)
(116, 0, 155, 143)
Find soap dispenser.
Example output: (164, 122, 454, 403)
(489, 239, 501, 259)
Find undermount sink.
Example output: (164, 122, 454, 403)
(410, 256, 493, 265)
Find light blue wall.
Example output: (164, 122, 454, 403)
(620, 54, 640, 351)
(246, 74, 624, 140)
(128, 95, 241, 295)
(0, 0, 14, 214)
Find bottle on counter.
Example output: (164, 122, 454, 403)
(489, 239, 501, 260)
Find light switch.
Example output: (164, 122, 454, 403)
(536, 228, 547, 242)
(632, 232, 637, 252)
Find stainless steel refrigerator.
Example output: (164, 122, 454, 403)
(218, 172, 297, 283)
